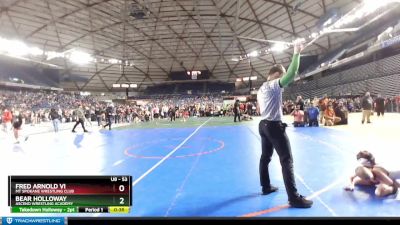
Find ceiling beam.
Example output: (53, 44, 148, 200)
(24, 0, 113, 40)
(262, 0, 319, 19)
(321, 0, 331, 49)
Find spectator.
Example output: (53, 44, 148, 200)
(361, 92, 373, 124)
(374, 94, 385, 117)
(334, 101, 348, 125)
(72, 104, 88, 133)
(319, 95, 328, 125)
(233, 100, 240, 122)
(324, 102, 341, 126)
(169, 106, 176, 122)
(291, 105, 305, 127)
(2, 108, 12, 133)
(12, 110, 28, 144)
(49, 108, 61, 133)
(295, 96, 304, 111)
(103, 105, 113, 130)
(307, 102, 319, 127)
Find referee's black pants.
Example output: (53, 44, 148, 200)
(258, 120, 298, 201)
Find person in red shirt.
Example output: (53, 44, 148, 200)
(2, 108, 13, 133)
(182, 109, 189, 122)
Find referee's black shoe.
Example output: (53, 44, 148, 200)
(288, 195, 313, 208)
(262, 185, 278, 195)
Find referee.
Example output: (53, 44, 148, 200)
(257, 41, 313, 208)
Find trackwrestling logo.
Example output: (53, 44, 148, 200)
(1, 217, 64, 225)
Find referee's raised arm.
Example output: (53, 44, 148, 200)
(279, 41, 304, 88)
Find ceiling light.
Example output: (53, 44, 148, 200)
(46, 51, 65, 60)
(6, 40, 28, 56)
(294, 38, 306, 44)
(271, 43, 289, 52)
(0, 37, 45, 57)
(248, 50, 258, 57)
(385, 26, 394, 33)
(109, 58, 119, 64)
(310, 32, 318, 38)
(68, 50, 94, 65)
(323, 18, 333, 27)
(28, 47, 44, 56)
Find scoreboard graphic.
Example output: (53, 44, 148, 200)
(8, 176, 132, 214)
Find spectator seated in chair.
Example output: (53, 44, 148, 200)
(291, 104, 305, 127)
(324, 102, 341, 126)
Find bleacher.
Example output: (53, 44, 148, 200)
(284, 52, 400, 99)
(145, 81, 234, 95)
(0, 59, 60, 88)
(178, 83, 204, 94)
(146, 84, 176, 95)
(206, 82, 234, 93)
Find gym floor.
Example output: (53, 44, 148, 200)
(1, 112, 399, 217)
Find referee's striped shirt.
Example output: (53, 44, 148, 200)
(257, 79, 283, 121)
